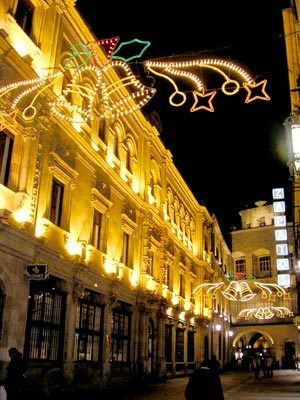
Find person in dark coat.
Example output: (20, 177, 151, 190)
(3, 347, 26, 400)
(185, 360, 224, 400)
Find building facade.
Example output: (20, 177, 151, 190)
(230, 200, 298, 369)
(0, 0, 234, 395)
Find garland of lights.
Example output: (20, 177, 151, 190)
(192, 282, 224, 299)
(0, 37, 271, 125)
(238, 305, 293, 320)
(192, 279, 293, 320)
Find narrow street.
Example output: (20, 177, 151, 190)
(107, 369, 300, 400)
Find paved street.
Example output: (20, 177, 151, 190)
(107, 369, 300, 400)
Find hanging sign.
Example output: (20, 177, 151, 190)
(24, 264, 49, 280)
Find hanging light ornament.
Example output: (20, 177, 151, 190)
(222, 280, 256, 302)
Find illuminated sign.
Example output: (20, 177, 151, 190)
(275, 229, 287, 241)
(276, 259, 290, 271)
(272, 187, 290, 286)
(277, 274, 291, 287)
(24, 264, 49, 280)
(272, 188, 285, 199)
(274, 215, 286, 227)
(273, 201, 286, 213)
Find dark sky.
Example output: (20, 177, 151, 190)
(75, 1, 291, 246)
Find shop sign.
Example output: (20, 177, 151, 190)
(24, 264, 49, 280)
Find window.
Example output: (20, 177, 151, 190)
(24, 277, 66, 362)
(121, 232, 130, 266)
(98, 120, 105, 141)
(50, 179, 64, 226)
(165, 324, 172, 362)
(165, 264, 170, 286)
(235, 257, 246, 274)
(0, 132, 13, 187)
(110, 308, 131, 363)
(148, 252, 154, 276)
(190, 282, 195, 304)
(112, 134, 119, 158)
(74, 292, 104, 362)
(175, 328, 184, 362)
(91, 209, 102, 250)
(179, 274, 185, 298)
(258, 255, 271, 276)
(187, 331, 195, 362)
(126, 147, 132, 173)
(15, 0, 33, 36)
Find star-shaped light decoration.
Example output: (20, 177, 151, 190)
(190, 90, 217, 113)
(243, 79, 270, 103)
(0, 109, 18, 131)
(112, 38, 151, 63)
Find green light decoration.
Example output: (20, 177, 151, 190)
(111, 38, 151, 62)
(64, 42, 92, 70)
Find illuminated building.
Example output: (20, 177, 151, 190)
(230, 200, 298, 368)
(282, 0, 300, 351)
(0, 0, 232, 393)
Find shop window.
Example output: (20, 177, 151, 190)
(110, 308, 131, 363)
(165, 324, 172, 362)
(175, 328, 184, 362)
(0, 131, 13, 187)
(24, 277, 66, 362)
(187, 331, 195, 362)
(74, 292, 104, 362)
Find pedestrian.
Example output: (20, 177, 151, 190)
(2, 347, 26, 400)
(210, 354, 221, 374)
(265, 354, 274, 378)
(184, 359, 224, 400)
(252, 357, 260, 379)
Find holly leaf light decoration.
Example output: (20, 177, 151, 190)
(112, 38, 151, 62)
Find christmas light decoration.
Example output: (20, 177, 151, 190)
(238, 305, 293, 320)
(193, 282, 224, 299)
(64, 42, 92, 70)
(254, 282, 287, 298)
(144, 58, 270, 112)
(190, 90, 217, 113)
(112, 38, 151, 62)
(222, 281, 256, 302)
(0, 109, 17, 131)
(0, 63, 156, 122)
(0, 37, 270, 126)
(243, 79, 270, 103)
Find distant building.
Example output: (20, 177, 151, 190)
(231, 200, 298, 368)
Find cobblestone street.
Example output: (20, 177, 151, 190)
(106, 369, 300, 400)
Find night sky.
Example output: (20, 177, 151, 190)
(75, 1, 291, 246)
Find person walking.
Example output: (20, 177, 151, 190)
(265, 354, 274, 379)
(252, 357, 260, 379)
(185, 359, 224, 400)
(2, 347, 26, 400)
